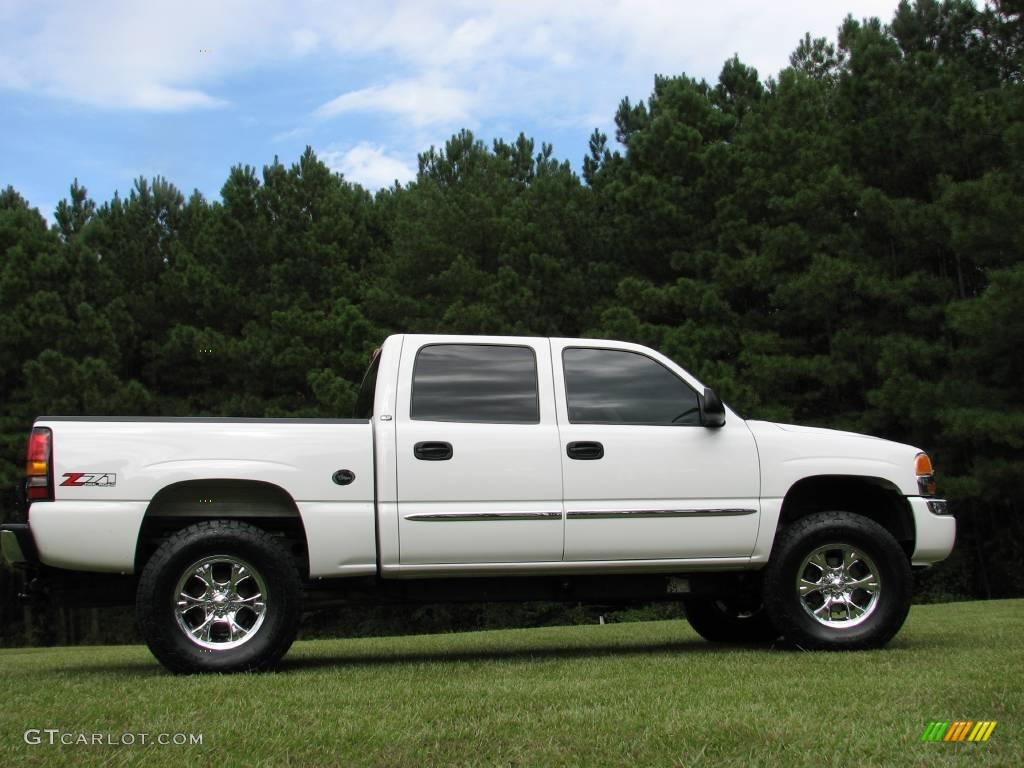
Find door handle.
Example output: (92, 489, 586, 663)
(567, 441, 604, 460)
(414, 441, 453, 461)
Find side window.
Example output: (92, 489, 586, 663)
(353, 348, 381, 419)
(411, 344, 540, 424)
(563, 347, 701, 426)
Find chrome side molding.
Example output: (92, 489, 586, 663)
(404, 508, 757, 522)
(404, 511, 562, 522)
(567, 508, 757, 520)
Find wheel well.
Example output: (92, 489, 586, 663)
(777, 475, 914, 558)
(135, 479, 309, 575)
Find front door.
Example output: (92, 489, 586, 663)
(396, 338, 564, 565)
(551, 341, 760, 562)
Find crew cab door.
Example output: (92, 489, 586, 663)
(551, 340, 760, 561)
(395, 337, 563, 564)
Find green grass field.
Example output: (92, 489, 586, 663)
(1, 599, 1020, 767)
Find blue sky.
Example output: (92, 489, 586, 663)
(1, 0, 898, 221)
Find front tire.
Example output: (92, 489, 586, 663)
(762, 511, 912, 650)
(136, 520, 302, 673)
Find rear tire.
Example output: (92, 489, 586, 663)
(762, 511, 912, 650)
(136, 520, 302, 673)
(683, 595, 779, 644)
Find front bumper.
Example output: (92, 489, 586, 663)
(1, 523, 39, 568)
(908, 496, 956, 567)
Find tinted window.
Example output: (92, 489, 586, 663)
(563, 348, 701, 425)
(353, 349, 381, 419)
(411, 344, 540, 423)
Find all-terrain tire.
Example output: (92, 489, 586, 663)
(762, 511, 912, 650)
(683, 595, 779, 644)
(136, 520, 302, 673)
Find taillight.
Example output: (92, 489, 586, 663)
(25, 426, 53, 502)
(915, 452, 936, 497)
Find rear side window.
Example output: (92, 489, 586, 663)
(563, 347, 701, 425)
(353, 349, 381, 420)
(411, 344, 540, 423)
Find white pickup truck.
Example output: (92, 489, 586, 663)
(1, 334, 955, 672)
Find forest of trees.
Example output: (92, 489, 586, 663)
(1, 0, 1021, 645)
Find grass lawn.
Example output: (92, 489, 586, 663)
(0, 599, 1020, 767)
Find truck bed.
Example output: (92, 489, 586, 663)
(28, 417, 377, 577)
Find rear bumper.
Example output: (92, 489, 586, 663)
(908, 496, 956, 566)
(1, 523, 39, 568)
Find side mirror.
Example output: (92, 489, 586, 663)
(701, 387, 726, 428)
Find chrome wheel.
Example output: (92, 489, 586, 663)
(796, 543, 880, 628)
(173, 555, 268, 650)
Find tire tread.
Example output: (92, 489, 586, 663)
(136, 520, 302, 673)
(762, 511, 912, 650)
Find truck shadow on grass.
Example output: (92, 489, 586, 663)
(62, 637, 779, 675)
(277, 638, 720, 672)
(273, 635, 902, 672)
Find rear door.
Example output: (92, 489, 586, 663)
(552, 341, 760, 562)
(395, 337, 563, 564)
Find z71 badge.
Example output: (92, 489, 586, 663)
(60, 473, 117, 487)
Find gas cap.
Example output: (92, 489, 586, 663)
(332, 469, 356, 486)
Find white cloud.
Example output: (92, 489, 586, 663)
(0, 0, 901, 122)
(316, 78, 475, 126)
(0, 53, 29, 89)
(445, 17, 498, 65)
(132, 84, 228, 111)
(321, 143, 416, 189)
(0, 0, 290, 111)
(289, 28, 319, 57)
(272, 126, 311, 143)
(304, 0, 897, 139)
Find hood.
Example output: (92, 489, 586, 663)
(744, 420, 922, 497)
(771, 422, 887, 441)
